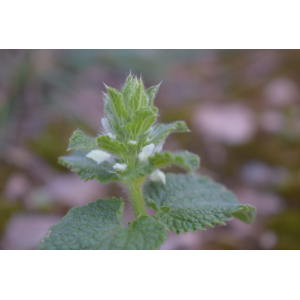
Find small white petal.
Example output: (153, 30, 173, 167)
(107, 133, 116, 140)
(129, 140, 137, 145)
(86, 149, 111, 164)
(138, 153, 148, 162)
(138, 143, 155, 162)
(101, 118, 114, 135)
(149, 169, 166, 184)
(113, 163, 128, 171)
(154, 139, 165, 153)
(142, 143, 155, 155)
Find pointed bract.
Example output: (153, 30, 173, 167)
(121, 74, 133, 106)
(105, 86, 128, 122)
(96, 135, 128, 157)
(126, 108, 157, 139)
(147, 121, 190, 145)
(146, 82, 161, 106)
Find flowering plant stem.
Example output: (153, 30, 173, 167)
(126, 177, 147, 218)
(39, 73, 256, 250)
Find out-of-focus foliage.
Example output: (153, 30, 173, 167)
(0, 49, 300, 249)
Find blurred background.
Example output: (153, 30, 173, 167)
(0, 49, 299, 250)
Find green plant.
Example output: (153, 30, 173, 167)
(39, 74, 256, 250)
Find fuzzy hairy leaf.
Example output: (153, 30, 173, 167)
(126, 108, 157, 139)
(148, 151, 199, 172)
(67, 130, 96, 151)
(59, 150, 119, 184)
(39, 198, 167, 250)
(104, 102, 125, 138)
(123, 151, 200, 182)
(146, 83, 160, 107)
(127, 79, 148, 113)
(147, 121, 190, 145)
(106, 87, 128, 122)
(121, 74, 133, 107)
(96, 135, 128, 157)
(144, 173, 256, 233)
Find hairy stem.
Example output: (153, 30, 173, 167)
(127, 177, 147, 218)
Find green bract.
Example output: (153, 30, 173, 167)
(39, 74, 256, 250)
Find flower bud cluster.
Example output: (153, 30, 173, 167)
(82, 74, 188, 184)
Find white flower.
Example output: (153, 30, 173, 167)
(101, 118, 116, 139)
(153, 138, 165, 153)
(113, 163, 128, 172)
(101, 118, 112, 133)
(138, 141, 166, 184)
(138, 139, 166, 162)
(138, 143, 155, 162)
(86, 149, 111, 164)
(149, 169, 166, 184)
(129, 140, 137, 145)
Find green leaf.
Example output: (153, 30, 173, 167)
(121, 74, 133, 107)
(59, 150, 119, 184)
(147, 121, 190, 145)
(126, 108, 157, 139)
(144, 173, 256, 234)
(123, 151, 200, 182)
(105, 86, 128, 122)
(67, 130, 96, 151)
(127, 79, 147, 113)
(96, 135, 128, 157)
(146, 83, 160, 106)
(104, 102, 124, 138)
(148, 151, 200, 172)
(39, 198, 167, 250)
(231, 207, 257, 224)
